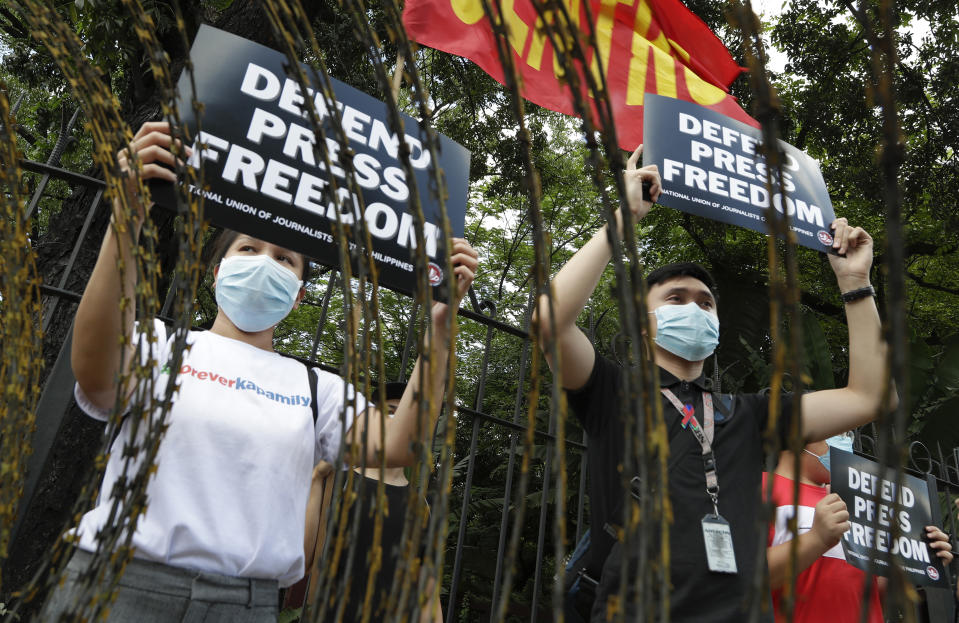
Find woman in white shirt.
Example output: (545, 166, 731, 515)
(43, 121, 477, 622)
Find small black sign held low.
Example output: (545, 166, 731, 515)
(152, 25, 470, 296)
(642, 93, 837, 252)
(831, 449, 947, 587)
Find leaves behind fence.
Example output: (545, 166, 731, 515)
(0, 0, 941, 621)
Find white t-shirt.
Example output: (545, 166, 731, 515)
(73, 319, 363, 587)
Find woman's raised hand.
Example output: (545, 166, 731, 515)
(115, 122, 191, 225)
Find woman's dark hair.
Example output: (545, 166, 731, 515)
(209, 229, 314, 283)
(645, 262, 718, 301)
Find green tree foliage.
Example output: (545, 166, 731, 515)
(770, 0, 959, 449)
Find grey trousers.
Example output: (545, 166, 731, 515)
(39, 548, 279, 622)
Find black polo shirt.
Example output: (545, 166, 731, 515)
(566, 346, 792, 622)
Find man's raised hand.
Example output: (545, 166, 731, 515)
(826, 217, 874, 291)
(624, 144, 662, 224)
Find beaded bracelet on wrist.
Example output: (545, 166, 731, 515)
(840, 285, 875, 304)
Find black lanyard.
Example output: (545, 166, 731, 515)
(661, 388, 721, 517)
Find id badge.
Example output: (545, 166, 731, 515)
(701, 514, 738, 574)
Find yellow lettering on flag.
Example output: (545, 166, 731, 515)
(550, 0, 581, 80)
(626, 31, 676, 103)
(684, 65, 726, 105)
(451, 0, 484, 25)
(635, 0, 669, 53)
(628, 0, 729, 105)
(591, 0, 633, 87)
(502, 0, 530, 55)
(667, 38, 691, 64)
(527, 14, 550, 70)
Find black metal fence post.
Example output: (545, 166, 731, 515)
(25, 106, 80, 222)
(448, 300, 496, 619)
(490, 295, 534, 621)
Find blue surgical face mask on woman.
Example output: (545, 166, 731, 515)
(215, 254, 303, 332)
(650, 302, 720, 362)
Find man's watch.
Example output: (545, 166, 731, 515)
(840, 285, 876, 303)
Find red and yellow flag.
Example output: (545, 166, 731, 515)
(402, 0, 757, 149)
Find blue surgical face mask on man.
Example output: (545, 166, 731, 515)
(215, 254, 303, 332)
(805, 432, 855, 473)
(650, 302, 720, 362)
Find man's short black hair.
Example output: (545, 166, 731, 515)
(645, 262, 718, 300)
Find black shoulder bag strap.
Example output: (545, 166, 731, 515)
(307, 366, 319, 425)
(712, 392, 733, 420)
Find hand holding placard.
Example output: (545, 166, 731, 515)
(116, 122, 191, 230)
(429, 237, 479, 335)
(924, 526, 954, 566)
(810, 493, 850, 551)
(620, 144, 661, 234)
(825, 218, 874, 292)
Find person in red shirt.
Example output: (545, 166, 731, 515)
(765, 434, 953, 623)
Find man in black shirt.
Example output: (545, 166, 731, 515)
(535, 145, 894, 622)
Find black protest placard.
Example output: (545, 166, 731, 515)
(151, 25, 470, 296)
(831, 449, 947, 587)
(642, 93, 837, 252)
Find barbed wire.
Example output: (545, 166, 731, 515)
(0, 77, 44, 596)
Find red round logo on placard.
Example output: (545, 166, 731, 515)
(428, 262, 443, 286)
(927, 565, 940, 581)
(817, 230, 834, 246)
